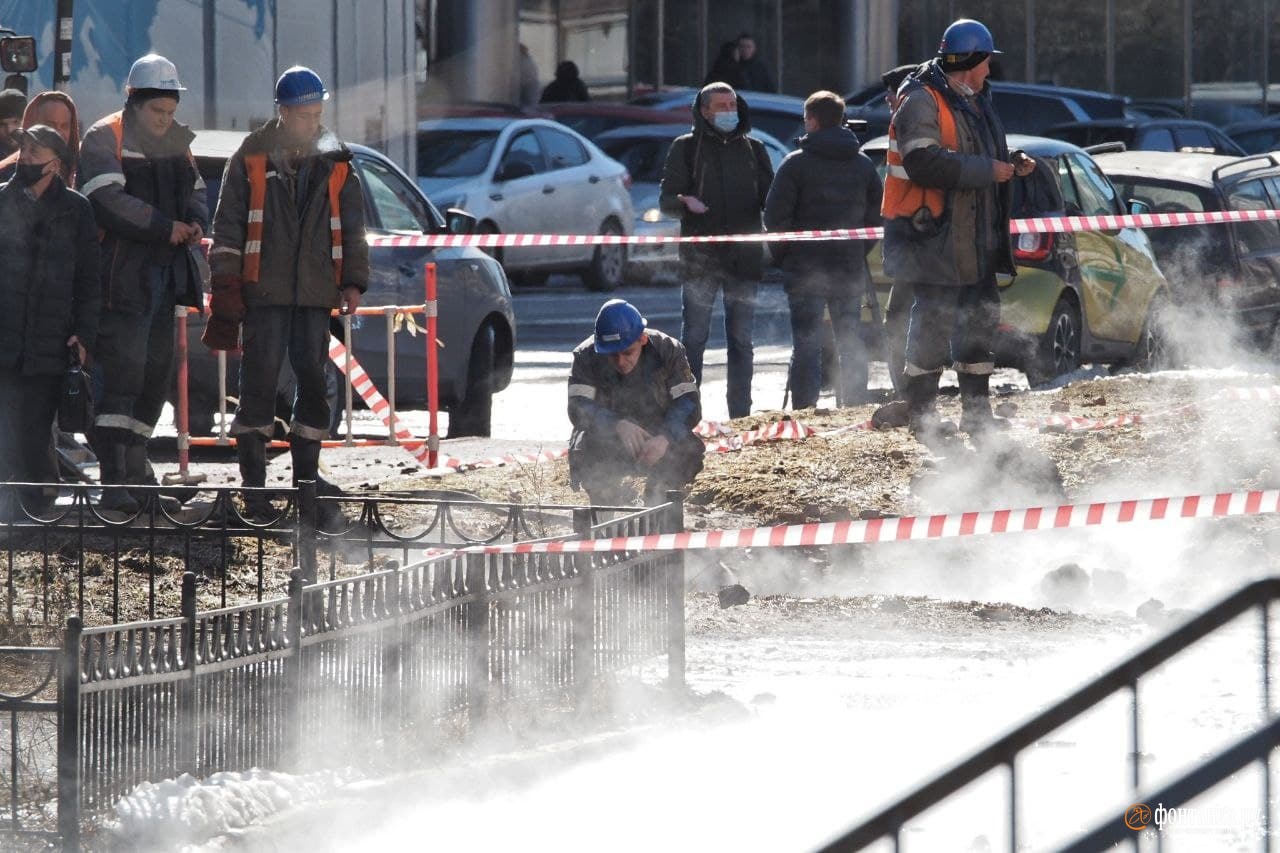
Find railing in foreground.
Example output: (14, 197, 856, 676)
(5, 492, 682, 851)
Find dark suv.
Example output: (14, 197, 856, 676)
(187, 130, 517, 437)
(1046, 119, 1244, 156)
(1096, 151, 1280, 343)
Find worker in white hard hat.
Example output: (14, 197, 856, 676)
(78, 53, 208, 514)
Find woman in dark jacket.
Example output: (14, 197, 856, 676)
(0, 126, 100, 515)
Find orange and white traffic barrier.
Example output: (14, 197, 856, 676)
(463, 488, 1280, 556)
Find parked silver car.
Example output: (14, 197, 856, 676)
(185, 130, 516, 438)
(416, 117, 634, 290)
(594, 123, 789, 283)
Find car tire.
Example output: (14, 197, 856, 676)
(1027, 298, 1081, 386)
(583, 219, 625, 292)
(448, 323, 495, 438)
(1134, 295, 1172, 372)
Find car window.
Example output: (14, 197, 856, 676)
(537, 127, 590, 169)
(1174, 126, 1215, 152)
(599, 137, 667, 183)
(417, 130, 499, 178)
(1108, 177, 1223, 272)
(1227, 178, 1280, 255)
(500, 130, 546, 176)
(1232, 128, 1280, 154)
(1138, 128, 1176, 151)
(1066, 154, 1119, 216)
(1055, 156, 1083, 211)
(991, 92, 1075, 134)
(357, 154, 436, 233)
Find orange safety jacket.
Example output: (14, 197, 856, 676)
(241, 154, 348, 285)
(100, 110, 198, 239)
(881, 86, 958, 220)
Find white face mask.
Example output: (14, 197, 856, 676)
(712, 111, 739, 133)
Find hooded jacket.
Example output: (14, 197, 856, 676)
(882, 59, 1015, 286)
(79, 106, 208, 313)
(209, 118, 369, 309)
(0, 91, 82, 185)
(764, 125, 882, 296)
(658, 90, 774, 280)
(0, 175, 100, 375)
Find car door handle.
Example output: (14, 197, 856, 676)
(489, 193, 504, 201)
(588, 175, 601, 184)
(542, 186, 556, 194)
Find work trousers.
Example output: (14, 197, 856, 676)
(231, 306, 331, 441)
(904, 276, 999, 378)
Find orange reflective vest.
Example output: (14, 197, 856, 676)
(241, 154, 348, 285)
(100, 110, 198, 239)
(881, 86, 958, 220)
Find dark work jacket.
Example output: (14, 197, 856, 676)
(79, 108, 208, 313)
(764, 126, 883, 297)
(209, 119, 369, 308)
(567, 329, 701, 444)
(883, 59, 1015, 286)
(0, 177, 100, 375)
(658, 92, 774, 280)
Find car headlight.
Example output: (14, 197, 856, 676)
(642, 207, 663, 223)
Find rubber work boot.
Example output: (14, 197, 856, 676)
(236, 433, 276, 522)
(957, 372, 1010, 447)
(125, 440, 182, 515)
(92, 430, 140, 515)
(902, 373, 957, 451)
(289, 437, 347, 531)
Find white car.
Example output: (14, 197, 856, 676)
(594, 123, 790, 283)
(416, 117, 634, 290)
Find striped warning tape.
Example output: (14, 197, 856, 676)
(457, 489, 1280, 556)
(367, 207, 1280, 250)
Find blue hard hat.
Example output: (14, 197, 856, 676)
(938, 19, 1001, 56)
(275, 66, 329, 106)
(593, 299, 647, 354)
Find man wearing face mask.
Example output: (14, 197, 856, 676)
(659, 82, 774, 419)
(206, 66, 368, 525)
(78, 54, 207, 513)
(568, 299, 703, 506)
(0, 126, 99, 517)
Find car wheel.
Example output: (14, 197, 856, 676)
(1135, 295, 1172, 372)
(1027, 298, 1081, 386)
(583, 219, 625, 292)
(448, 323, 495, 438)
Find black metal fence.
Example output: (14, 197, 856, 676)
(0, 487, 683, 851)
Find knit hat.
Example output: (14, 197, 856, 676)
(0, 89, 26, 121)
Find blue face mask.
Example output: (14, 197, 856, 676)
(712, 111, 739, 133)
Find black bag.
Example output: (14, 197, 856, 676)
(58, 346, 94, 434)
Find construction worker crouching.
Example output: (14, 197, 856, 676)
(882, 20, 1035, 448)
(79, 54, 208, 513)
(205, 66, 369, 524)
(568, 300, 704, 506)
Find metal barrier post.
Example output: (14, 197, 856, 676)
(284, 569, 304, 770)
(571, 508, 595, 711)
(216, 351, 229, 445)
(385, 308, 398, 446)
(297, 481, 318, 584)
(177, 572, 197, 774)
(165, 310, 206, 487)
(464, 552, 488, 722)
(57, 616, 81, 853)
(664, 490, 686, 687)
(342, 316, 354, 446)
(425, 263, 439, 469)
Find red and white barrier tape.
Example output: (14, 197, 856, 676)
(368, 207, 1280, 250)
(460, 489, 1280, 556)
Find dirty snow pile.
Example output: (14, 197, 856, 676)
(108, 768, 353, 850)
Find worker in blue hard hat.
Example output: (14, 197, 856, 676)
(568, 299, 704, 506)
(882, 18, 1035, 449)
(207, 65, 369, 527)
(78, 53, 208, 514)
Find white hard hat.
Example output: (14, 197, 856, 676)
(126, 54, 186, 93)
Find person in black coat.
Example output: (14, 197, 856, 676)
(540, 61, 590, 103)
(704, 42, 746, 90)
(736, 33, 775, 92)
(765, 91, 882, 408)
(0, 126, 100, 514)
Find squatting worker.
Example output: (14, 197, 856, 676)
(568, 300, 704, 507)
(0, 126, 99, 517)
(764, 90, 882, 408)
(79, 54, 208, 512)
(882, 19, 1035, 447)
(659, 81, 774, 420)
(206, 66, 368, 523)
